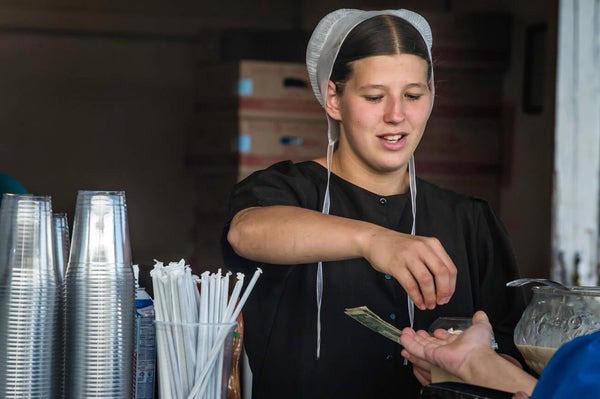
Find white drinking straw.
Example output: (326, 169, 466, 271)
(151, 262, 174, 398)
(222, 273, 244, 323)
(229, 268, 263, 323)
(195, 271, 210, 383)
(213, 271, 231, 398)
(151, 261, 181, 398)
(169, 263, 191, 392)
(179, 267, 197, 390)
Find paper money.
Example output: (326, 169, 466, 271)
(344, 306, 402, 343)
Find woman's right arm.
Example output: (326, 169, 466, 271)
(227, 205, 457, 309)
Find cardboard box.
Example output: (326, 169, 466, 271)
(186, 114, 328, 181)
(237, 117, 328, 180)
(196, 60, 324, 119)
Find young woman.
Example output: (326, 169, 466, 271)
(222, 9, 525, 398)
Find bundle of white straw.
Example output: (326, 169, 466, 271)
(150, 260, 262, 399)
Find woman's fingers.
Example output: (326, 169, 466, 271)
(403, 238, 456, 309)
(406, 259, 436, 309)
(425, 237, 458, 303)
(368, 232, 456, 310)
(395, 266, 426, 310)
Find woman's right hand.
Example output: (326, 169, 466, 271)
(230, 206, 456, 310)
(359, 226, 457, 310)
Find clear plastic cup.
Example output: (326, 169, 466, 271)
(0, 194, 58, 287)
(67, 191, 131, 267)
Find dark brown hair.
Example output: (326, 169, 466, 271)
(330, 15, 432, 93)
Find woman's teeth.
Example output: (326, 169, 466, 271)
(383, 134, 402, 143)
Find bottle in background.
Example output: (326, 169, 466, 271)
(133, 264, 156, 399)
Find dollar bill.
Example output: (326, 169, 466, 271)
(344, 306, 402, 343)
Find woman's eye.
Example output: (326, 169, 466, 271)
(364, 95, 383, 102)
(405, 93, 422, 101)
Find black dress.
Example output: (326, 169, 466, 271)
(221, 160, 526, 399)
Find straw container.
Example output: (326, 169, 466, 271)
(155, 321, 236, 399)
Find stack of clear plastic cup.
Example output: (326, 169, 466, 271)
(52, 212, 70, 398)
(52, 213, 69, 283)
(64, 191, 135, 398)
(0, 194, 62, 398)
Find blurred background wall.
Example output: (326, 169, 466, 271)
(0, 0, 557, 278)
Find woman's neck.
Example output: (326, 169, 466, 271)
(314, 155, 410, 196)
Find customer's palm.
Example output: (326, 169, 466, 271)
(401, 311, 494, 378)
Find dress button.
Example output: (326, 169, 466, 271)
(384, 274, 392, 280)
(385, 354, 393, 360)
(389, 313, 396, 320)
(379, 197, 387, 205)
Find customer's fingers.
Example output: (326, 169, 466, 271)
(472, 310, 490, 325)
(412, 365, 431, 386)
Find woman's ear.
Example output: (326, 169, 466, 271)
(324, 81, 342, 121)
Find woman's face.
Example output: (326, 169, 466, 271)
(327, 54, 432, 175)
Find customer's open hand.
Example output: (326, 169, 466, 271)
(400, 311, 495, 380)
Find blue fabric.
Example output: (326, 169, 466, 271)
(531, 330, 600, 398)
(0, 174, 27, 206)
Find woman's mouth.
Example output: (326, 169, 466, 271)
(378, 133, 408, 149)
(382, 134, 404, 143)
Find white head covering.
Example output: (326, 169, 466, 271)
(305, 9, 435, 358)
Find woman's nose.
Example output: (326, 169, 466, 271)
(383, 97, 405, 124)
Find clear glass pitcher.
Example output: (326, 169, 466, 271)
(514, 286, 600, 374)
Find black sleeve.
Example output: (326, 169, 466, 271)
(473, 200, 527, 364)
(226, 161, 320, 220)
(221, 161, 320, 273)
